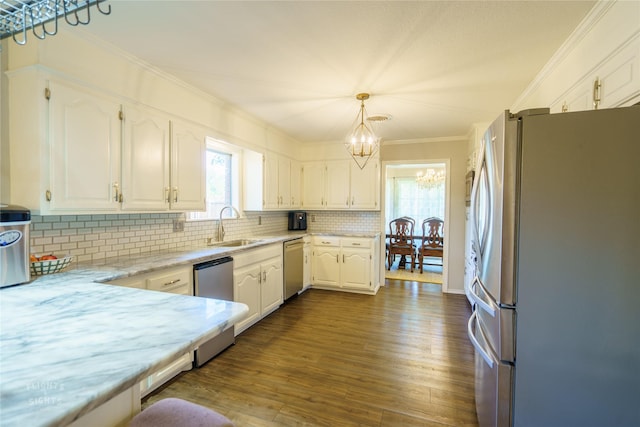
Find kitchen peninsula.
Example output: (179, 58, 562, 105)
(0, 278, 248, 427)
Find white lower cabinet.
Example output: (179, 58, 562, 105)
(311, 235, 380, 294)
(104, 266, 194, 397)
(303, 236, 312, 290)
(233, 244, 283, 334)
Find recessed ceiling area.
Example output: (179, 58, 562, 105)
(81, 1, 596, 143)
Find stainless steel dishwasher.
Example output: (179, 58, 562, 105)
(284, 238, 304, 300)
(193, 256, 234, 367)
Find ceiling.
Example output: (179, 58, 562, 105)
(81, 0, 596, 144)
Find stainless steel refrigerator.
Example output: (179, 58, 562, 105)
(466, 106, 640, 427)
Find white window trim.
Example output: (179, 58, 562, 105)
(187, 137, 244, 221)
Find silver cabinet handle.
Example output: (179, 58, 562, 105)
(173, 187, 178, 203)
(113, 182, 120, 202)
(593, 77, 601, 110)
(165, 187, 170, 203)
(162, 279, 181, 288)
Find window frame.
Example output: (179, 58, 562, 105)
(187, 137, 243, 221)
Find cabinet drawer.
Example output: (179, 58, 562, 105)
(341, 238, 371, 249)
(312, 236, 341, 247)
(233, 244, 282, 268)
(146, 267, 192, 293)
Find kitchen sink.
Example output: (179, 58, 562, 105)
(208, 239, 264, 248)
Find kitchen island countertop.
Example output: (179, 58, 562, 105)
(0, 280, 248, 427)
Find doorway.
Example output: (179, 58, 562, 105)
(380, 160, 450, 291)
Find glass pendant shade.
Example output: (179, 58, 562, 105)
(345, 93, 379, 170)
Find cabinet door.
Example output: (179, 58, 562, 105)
(341, 248, 371, 290)
(48, 82, 121, 212)
(278, 156, 291, 209)
(263, 153, 279, 209)
(290, 160, 302, 208)
(303, 243, 312, 288)
(234, 264, 262, 334)
(325, 161, 350, 209)
(312, 246, 340, 287)
(170, 121, 206, 211)
(302, 162, 325, 209)
(121, 105, 170, 211)
(261, 256, 283, 315)
(350, 161, 379, 210)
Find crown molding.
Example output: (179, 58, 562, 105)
(512, 0, 615, 108)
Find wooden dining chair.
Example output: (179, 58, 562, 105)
(417, 217, 444, 273)
(387, 217, 416, 272)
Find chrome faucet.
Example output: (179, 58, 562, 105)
(218, 205, 240, 242)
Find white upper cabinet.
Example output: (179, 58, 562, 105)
(121, 105, 170, 211)
(349, 161, 379, 210)
(277, 156, 292, 209)
(302, 159, 379, 211)
(301, 162, 326, 209)
(27, 79, 205, 214)
(325, 161, 351, 209)
(243, 150, 299, 211)
(169, 121, 206, 211)
(290, 160, 302, 209)
(550, 33, 640, 113)
(47, 81, 122, 213)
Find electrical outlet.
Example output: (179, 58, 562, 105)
(173, 219, 185, 232)
(311, 215, 316, 222)
(258, 216, 262, 225)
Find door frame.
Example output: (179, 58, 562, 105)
(380, 159, 451, 292)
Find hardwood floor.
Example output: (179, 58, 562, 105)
(144, 280, 478, 426)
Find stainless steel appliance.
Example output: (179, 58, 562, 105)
(283, 238, 303, 300)
(193, 257, 234, 367)
(288, 211, 307, 230)
(467, 106, 640, 427)
(0, 204, 31, 288)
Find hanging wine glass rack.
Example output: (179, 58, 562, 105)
(0, 0, 110, 45)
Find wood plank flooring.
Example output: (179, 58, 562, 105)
(144, 279, 478, 426)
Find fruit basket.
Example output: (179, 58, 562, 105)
(30, 255, 73, 276)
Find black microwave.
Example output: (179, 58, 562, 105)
(288, 211, 307, 230)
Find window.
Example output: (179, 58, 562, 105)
(385, 164, 446, 229)
(189, 138, 242, 220)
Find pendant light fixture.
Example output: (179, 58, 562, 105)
(344, 93, 380, 170)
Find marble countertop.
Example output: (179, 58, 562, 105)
(0, 231, 378, 426)
(0, 280, 248, 427)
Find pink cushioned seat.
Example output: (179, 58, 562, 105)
(129, 398, 234, 427)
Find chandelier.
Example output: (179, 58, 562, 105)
(416, 168, 445, 189)
(344, 93, 380, 170)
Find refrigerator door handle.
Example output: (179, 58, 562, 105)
(468, 276, 497, 317)
(468, 310, 495, 368)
